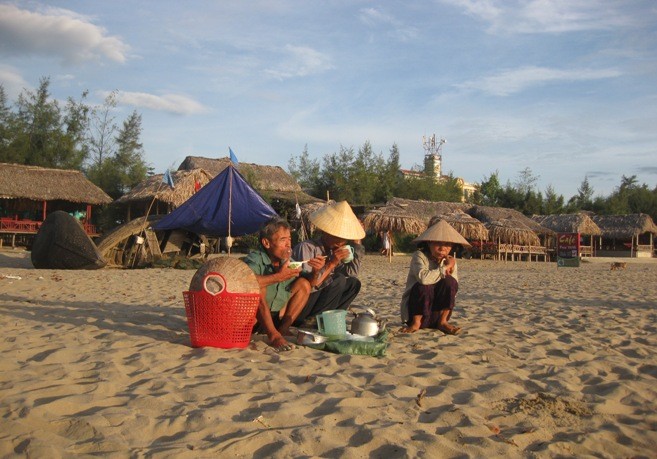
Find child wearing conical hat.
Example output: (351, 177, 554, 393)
(399, 220, 471, 335)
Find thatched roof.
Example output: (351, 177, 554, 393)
(177, 156, 319, 204)
(429, 211, 489, 241)
(591, 214, 657, 239)
(467, 205, 554, 236)
(362, 198, 473, 234)
(0, 162, 112, 204)
(486, 219, 541, 246)
(532, 213, 602, 236)
(114, 169, 213, 207)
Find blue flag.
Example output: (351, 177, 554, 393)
(163, 169, 175, 188)
(229, 147, 239, 165)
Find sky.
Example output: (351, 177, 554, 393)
(1, 0, 656, 199)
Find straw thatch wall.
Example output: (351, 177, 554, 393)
(591, 214, 657, 239)
(429, 212, 489, 241)
(114, 169, 213, 208)
(531, 213, 602, 236)
(362, 210, 426, 234)
(486, 219, 541, 246)
(467, 205, 554, 236)
(178, 156, 319, 204)
(362, 198, 473, 234)
(0, 162, 112, 204)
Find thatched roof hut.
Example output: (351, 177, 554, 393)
(114, 169, 213, 208)
(0, 162, 112, 204)
(532, 213, 602, 236)
(591, 214, 657, 239)
(467, 205, 554, 236)
(429, 211, 489, 241)
(362, 198, 473, 234)
(178, 156, 319, 204)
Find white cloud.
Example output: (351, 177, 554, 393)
(0, 4, 128, 64)
(359, 7, 419, 41)
(265, 45, 333, 80)
(455, 66, 622, 96)
(0, 65, 30, 98)
(112, 91, 208, 115)
(441, 0, 638, 34)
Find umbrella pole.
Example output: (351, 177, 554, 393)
(228, 166, 233, 256)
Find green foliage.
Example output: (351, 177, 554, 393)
(288, 144, 320, 192)
(474, 171, 503, 206)
(0, 78, 89, 169)
(543, 185, 565, 214)
(292, 142, 464, 206)
(291, 143, 656, 222)
(85, 93, 149, 200)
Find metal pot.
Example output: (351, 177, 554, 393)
(350, 307, 386, 337)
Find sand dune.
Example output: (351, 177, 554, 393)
(1, 250, 656, 457)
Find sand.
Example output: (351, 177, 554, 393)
(1, 249, 656, 457)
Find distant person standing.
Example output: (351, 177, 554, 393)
(380, 229, 392, 256)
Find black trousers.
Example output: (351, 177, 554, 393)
(294, 274, 361, 326)
(406, 275, 458, 328)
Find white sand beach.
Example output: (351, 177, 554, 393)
(1, 250, 656, 457)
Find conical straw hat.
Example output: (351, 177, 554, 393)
(413, 219, 471, 247)
(310, 201, 366, 240)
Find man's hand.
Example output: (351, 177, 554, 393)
(306, 255, 327, 272)
(331, 246, 351, 264)
(444, 255, 456, 276)
(276, 259, 301, 281)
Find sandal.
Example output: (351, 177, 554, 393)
(439, 326, 462, 336)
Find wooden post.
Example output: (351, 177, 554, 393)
(42, 201, 47, 221)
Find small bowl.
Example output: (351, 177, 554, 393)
(288, 261, 303, 269)
(297, 330, 327, 345)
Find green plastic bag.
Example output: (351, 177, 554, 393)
(308, 329, 389, 357)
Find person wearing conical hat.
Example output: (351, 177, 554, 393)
(292, 201, 366, 324)
(400, 219, 471, 335)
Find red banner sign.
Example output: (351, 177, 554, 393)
(557, 232, 580, 267)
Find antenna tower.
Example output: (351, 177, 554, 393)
(422, 134, 446, 159)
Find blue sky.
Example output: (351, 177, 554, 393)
(1, 0, 656, 199)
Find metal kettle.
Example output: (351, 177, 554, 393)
(350, 307, 386, 337)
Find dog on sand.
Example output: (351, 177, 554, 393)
(610, 262, 627, 271)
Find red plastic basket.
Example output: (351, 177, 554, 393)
(182, 272, 259, 349)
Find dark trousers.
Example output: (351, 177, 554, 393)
(294, 274, 361, 326)
(407, 275, 458, 328)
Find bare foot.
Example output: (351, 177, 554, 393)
(399, 325, 420, 333)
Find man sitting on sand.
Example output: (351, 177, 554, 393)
(244, 217, 311, 350)
(400, 220, 470, 335)
(292, 201, 366, 324)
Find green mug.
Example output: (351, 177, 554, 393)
(316, 310, 347, 339)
